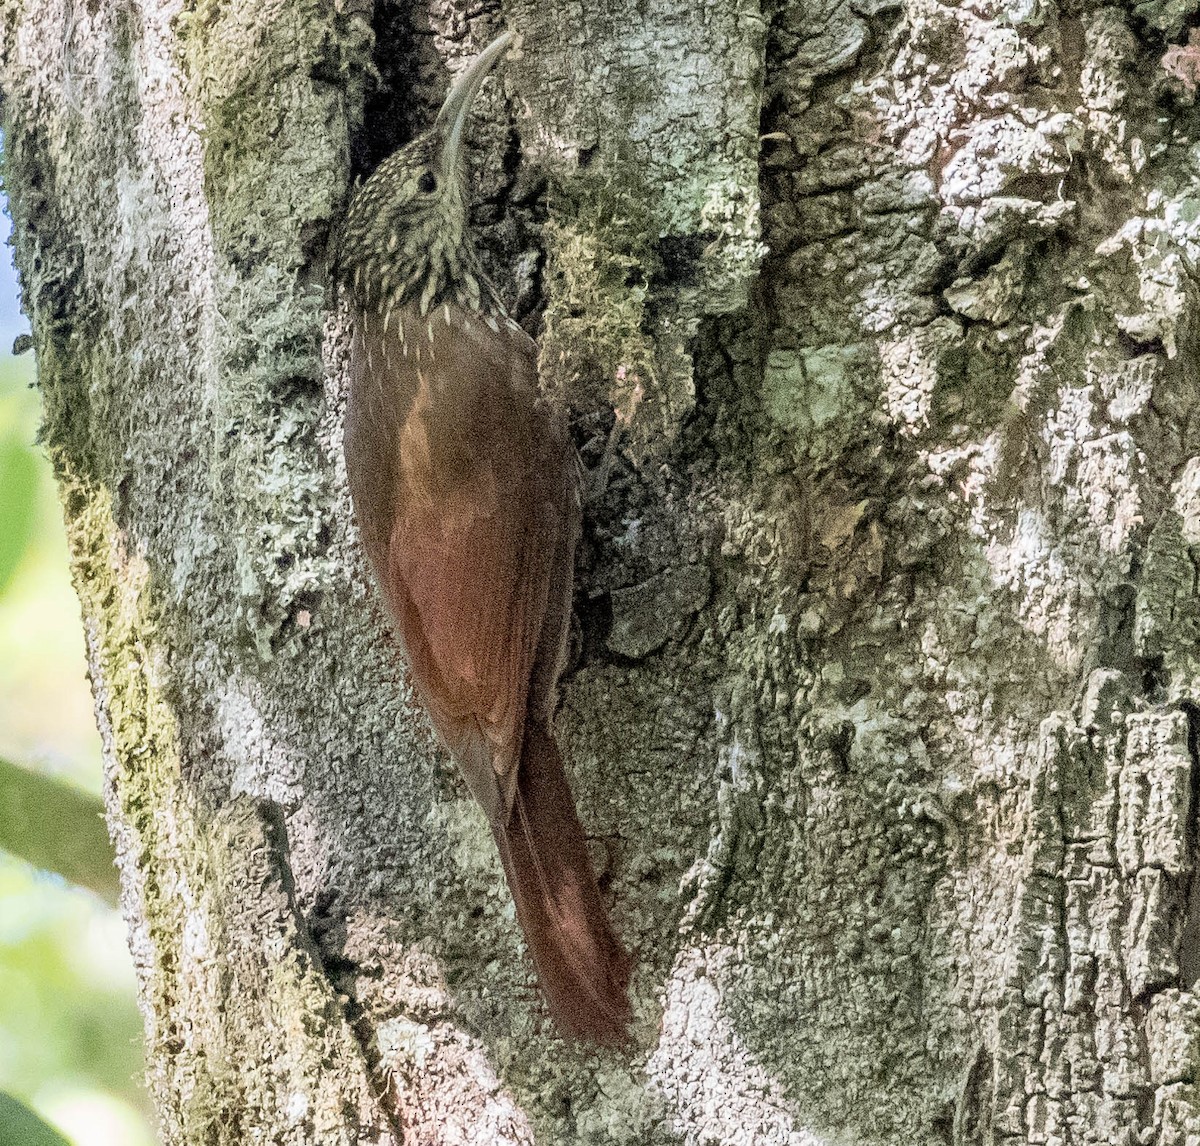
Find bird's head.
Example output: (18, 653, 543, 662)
(339, 31, 514, 315)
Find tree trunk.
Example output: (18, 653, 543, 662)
(3, 0, 1200, 1143)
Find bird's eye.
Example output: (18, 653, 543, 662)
(417, 171, 438, 194)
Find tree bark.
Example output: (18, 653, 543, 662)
(3, 0, 1200, 1143)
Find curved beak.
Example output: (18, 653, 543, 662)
(434, 31, 514, 182)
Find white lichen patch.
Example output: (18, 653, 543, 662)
(693, 175, 770, 312)
(375, 1016, 439, 1073)
(1116, 712, 1193, 877)
(954, 26, 1046, 107)
(1145, 991, 1200, 1087)
(1102, 355, 1159, 424)
(1172, 457, 1200, 544)
(1078, 11, 1142, 184)
(1040, 384, 1145, 554)
(427, 797, 506, 891)
(984, 508, 1087, 672)
(1160, 183, 1200, 261)
(216, 669, 307, 803)
(375, 1018, 535, 1146)
(879, 333, 936, 435)
(283, 1090, 309, 1127)
(940, 112, 1082, 208)
(855, 277, 910, 335)
(1096, 217, 1194, 358)
(1068, 431, 1145, 554)
(922, 433, 1002, 538)
(647, 944, 829, 1146)
(180, 896, 212, 968)
(516, 5, 765, 325)
(877, 318, 963, 436)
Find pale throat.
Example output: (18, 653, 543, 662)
(341, 177, 506, 320)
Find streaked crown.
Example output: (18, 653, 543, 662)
(339, 32, 514, 319)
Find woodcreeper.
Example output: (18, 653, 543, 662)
(337, 30, 632, 1042)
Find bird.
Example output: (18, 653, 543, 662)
(336, 30, 632, 1043)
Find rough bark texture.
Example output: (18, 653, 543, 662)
(3, 0, 1200, 1143)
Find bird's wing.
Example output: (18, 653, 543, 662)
(353, 303, 574, 823)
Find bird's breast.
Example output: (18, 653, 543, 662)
(349, 300, 547, 535)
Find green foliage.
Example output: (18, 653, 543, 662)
(0, 758, 118, 905)
(0, 430, 36, 594)
(0, 1092, 71, 1146)
(0, 359, 38, 595)
(0, 860, 146, 1114)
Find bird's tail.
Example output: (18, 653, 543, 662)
(492, 721, 632, 1043)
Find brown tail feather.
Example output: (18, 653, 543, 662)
(492, 721, 632, 1043)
